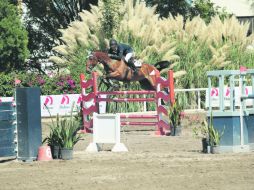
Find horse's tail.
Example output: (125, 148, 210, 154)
(154, 60, 172, 72)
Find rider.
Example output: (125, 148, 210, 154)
(108, 39, 138, 74)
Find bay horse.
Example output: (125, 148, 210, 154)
(86, 50, 171, 90)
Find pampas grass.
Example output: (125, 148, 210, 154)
(50, 0, 254, 96)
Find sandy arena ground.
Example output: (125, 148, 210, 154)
(0, 114, 254, 190)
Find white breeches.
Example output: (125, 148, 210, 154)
(125, 53, 133, 62)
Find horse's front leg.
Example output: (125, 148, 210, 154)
(98, 77, 111, 90)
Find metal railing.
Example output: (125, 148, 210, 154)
(175, 88, 207, 111)
(142, 88, 207, 112)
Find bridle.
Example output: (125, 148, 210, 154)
(87, 51, 112, 74)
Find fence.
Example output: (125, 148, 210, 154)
(175, 88, 207, 111)
(141, 88, 207, 112)
(0, 88, 208, 117)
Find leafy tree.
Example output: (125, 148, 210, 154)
(145, 0, 229, 23)
(190, 0, 229, 23)
(145, 0, 191, 18)
(23, 0, 98, 71)
(0, 0, 29, 72)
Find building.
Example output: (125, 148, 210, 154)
(211, 0, 254, 34)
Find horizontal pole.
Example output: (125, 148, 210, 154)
(241, 94, 254, 99)
(207, 69, 254, 77)
(121, 122, 157, 126)
(97, 90, 156, 95)
(120, 115, 157, 119)
(97, 98, 155, 103)
(174, 88, 207, 92)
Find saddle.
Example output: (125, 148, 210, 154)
(125, 57, 142, 68)
(133, 59, 142, 67)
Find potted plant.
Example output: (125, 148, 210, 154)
(192, 119, 209, 153)
(43, 115, 62, 159)
(58, 115, 82, 160)
(208, 114, 225, 154)
(168, 100, 184, 136)
(43, 103, 82, 160)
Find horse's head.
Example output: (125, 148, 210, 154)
(86, 51, 111, 74)
(86, 51, 99, 74)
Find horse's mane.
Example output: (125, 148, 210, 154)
(93, 50, 111, 62)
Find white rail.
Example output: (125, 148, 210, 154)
(175, 88, 207, 111)
(142, 88, 207, 112)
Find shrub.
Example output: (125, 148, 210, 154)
(0, 0, 29, 72)
(0, 72, 80, 97)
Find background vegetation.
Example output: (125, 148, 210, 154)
(51, 0, 254, 89)
(22, 0, 98, 71)
(0, 0, 29, 73)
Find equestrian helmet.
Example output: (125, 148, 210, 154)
(109, 39, 118, 47)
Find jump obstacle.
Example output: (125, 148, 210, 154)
(207, 68, 254, 153)
(0, 87, 41, 161)
(79, 70, 175, 136)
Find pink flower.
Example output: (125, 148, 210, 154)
(240, 66, 247, 72)
(15, 79, 21, 85)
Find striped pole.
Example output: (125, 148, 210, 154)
(98, 91, 156, 95)
(120, 115, 157, 119)
(97, 97, 155, 103)
(155, 74, 165, 136)
(168, 70, 175, 105)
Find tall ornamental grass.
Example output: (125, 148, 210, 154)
(50, 0, 254, 110)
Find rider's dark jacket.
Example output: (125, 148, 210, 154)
(108, 43, 133, 61)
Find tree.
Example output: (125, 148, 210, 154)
(0, 0, 29, 72)
(145, 0, 191, 18)
(23, 0, 98, 71)
(190, 0, 229, 23)
(145, 0, 229, 23)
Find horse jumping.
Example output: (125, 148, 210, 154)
(86, 51, 171, 90)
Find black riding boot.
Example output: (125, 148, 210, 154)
(127, 58, 138, 74)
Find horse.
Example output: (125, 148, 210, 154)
(86, 50, 171, 90)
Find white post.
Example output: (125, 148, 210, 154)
(239, 76, 244, 146)
(197, 91, 201, 110)
(157, 84, 161, 108)
(143, 94, 147, 112)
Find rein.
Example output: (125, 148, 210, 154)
(97, 57, 111, 73)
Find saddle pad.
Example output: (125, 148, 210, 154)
(134, 60, 142, 67)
